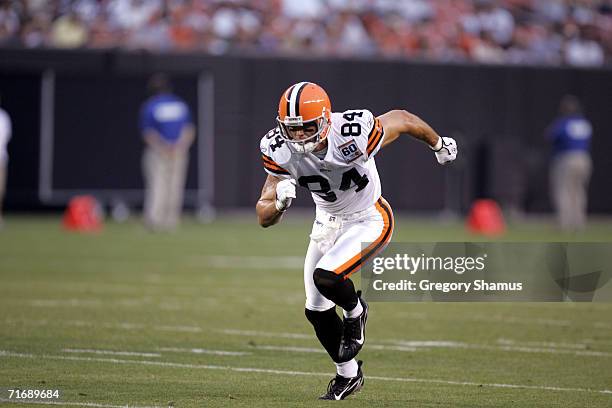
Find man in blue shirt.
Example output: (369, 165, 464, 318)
(140, 74, 195, 230)
(546, 95, 592, 231)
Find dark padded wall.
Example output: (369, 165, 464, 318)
(1, 50, 610, 213)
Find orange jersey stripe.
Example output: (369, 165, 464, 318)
(367, 129, 383, 155)
(334, 197, 394, 280)
(262, 154, 290, 174)
(262, 159, 283, 170)
(367, 119, 381, 143)
(261, 154, 280, 166)
(263, 163, 290, 175)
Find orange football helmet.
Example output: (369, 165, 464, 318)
(277, 82, 332, 153)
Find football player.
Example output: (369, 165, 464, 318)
(256, 82, 457, 400)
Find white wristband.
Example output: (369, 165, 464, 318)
(431, 137, 443, 151)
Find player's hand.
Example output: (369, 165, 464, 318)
(432, 136, 458, 165)
(275, 178, 297, 212)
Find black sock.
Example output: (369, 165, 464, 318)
(305, 307, 343, 363)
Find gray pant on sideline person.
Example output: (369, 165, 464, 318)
(550, 151, 592, 231)
(142, 146, 189, 230)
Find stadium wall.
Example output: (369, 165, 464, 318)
(1, 49, 611, 214)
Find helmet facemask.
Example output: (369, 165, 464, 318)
(277, 109, 330, 154)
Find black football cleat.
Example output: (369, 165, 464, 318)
(338, 290, 368, 362)
(319, 360, 364, 400)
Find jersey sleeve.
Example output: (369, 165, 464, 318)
(346, 109, 384, 160)
(259, 129, 292, 179)
(363, 112, 384, 159)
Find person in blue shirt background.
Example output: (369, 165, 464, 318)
(140, 73, 195, 231)
(546, 94, 592, 231)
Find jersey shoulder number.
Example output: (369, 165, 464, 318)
(335, 109, 384, 159)
(260, 127, 291, 177)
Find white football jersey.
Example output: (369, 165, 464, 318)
(260, 109, 385, 215)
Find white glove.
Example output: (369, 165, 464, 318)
(275, 178, 297, 212)
(432, 136, 458, 165)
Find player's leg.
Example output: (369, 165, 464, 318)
(315, 198, 394, 362)
(551, 156, 569, 230)
(571, 153, 592, 229)
(304, 240, 340, 360)
(304, 239, 362, 399)
(149, 149, 173, 230)
(166, 150, 188, 228)
(142, 147, 157, 227)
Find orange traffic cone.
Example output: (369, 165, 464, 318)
(466, 199, 505, 236)
(62, 195, 103, 232)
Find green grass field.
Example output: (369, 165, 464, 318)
(1, 215, 611, 408)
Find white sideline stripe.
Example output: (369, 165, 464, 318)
(196, 255, 303, 270)
(0, 398, 161, 408)
(583, 338, 612, 346)
(369, 345, 419, 352)
(219, 329, 612, 358)
(252, 344, 420, 353)
(216, 329, 312, 339)
(158, 347, 250, 356)
(488, 345, 612, 357)
(250, 345, 326, 354)
(7, 318, 610, 357)
(7, 319, 202, 334)
(389, 340, 612, 358)
(1, 351, 610, 396)
(8, 314, 612, 332)
(154, 325, 202, 333)
(62, 349, 162, 358)
(28, 299, 151, 308)
(469, 315, 573, 327)
(364, 376, 612, 395)
(497, 338, 587, 350)
(384, 340, 464, 348)
(252, 339, 610, 357)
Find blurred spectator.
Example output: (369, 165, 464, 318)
(0, 2, 20, 45)
(0, 0, 610, 67)
(126, 10, 171, 51)
(49, 11, 88, 48)
(20, 13, 51, 48)
(546, 95, 593, 231)
(563, 24, 605, 66)
(107, 0, 160, 31)
(0, 94, 11, 227)
(140, 74, 195, 231)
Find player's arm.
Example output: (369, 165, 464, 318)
(143, 129, 171, 153)
(377, 110, 457, 164)
(176, 123, 196, 151)
(378, 110, 439, 148)
(256, 175, 296, 228)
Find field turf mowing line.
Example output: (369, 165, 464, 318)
(1, 215, 611, 407)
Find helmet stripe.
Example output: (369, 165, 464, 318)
(285, 84, 295, 118)
(288, 82, 308, 117)
(294, 83, 307, 117)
